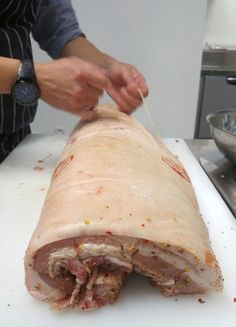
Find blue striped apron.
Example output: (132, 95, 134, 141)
(0, 0, 38, 162)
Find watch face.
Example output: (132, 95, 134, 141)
(13, 80, 39, 106)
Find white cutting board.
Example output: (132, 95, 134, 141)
(0, 135, 236, 327)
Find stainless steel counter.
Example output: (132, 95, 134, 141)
(186, 139, 236, 217)
(195, 50, 236, 138)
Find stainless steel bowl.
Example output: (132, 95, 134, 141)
(206, 109, 236, 165)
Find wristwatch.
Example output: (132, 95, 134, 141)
(12, 59, 40, 106)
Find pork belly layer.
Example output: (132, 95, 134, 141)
(26, 235, 222, 311)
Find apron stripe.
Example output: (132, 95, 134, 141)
(31, 1, 37, 21)
(0, 0, 38, 162)
(0, 28, 13, 57)
(0, 0, 14, 17)
(5, 0, 21, 25)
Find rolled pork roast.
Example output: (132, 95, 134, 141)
(24, 104, 223, 311)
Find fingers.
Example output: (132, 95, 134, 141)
(127, 67, 149, 98)
(106, 62, 149, 114)
(106, 82, 133, 114)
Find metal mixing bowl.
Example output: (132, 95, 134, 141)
(206, 109, 236, 165)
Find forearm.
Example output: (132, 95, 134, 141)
(0, 57, 21, 93)
(59, 37, 116, 69)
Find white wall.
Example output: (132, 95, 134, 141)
(204, 0, 236, 48)
(31, 0, 207, 138)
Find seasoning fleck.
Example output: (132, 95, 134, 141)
(79, 244, 84, 250)
(141, 224, 145, 227)
(33, 166, 44, 172)
(106, 231, 112, 235)
(145, 217, 152, 222)
(233, 298, 236, 303)
(84, 219, 90, 225)
(198, 298, 205, 304)
(127, 244, 134, 252)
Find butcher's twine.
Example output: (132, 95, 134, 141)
(137, 88, 155, 127)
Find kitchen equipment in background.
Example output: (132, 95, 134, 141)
(195, 49, 236, 139)
(207, 109, 236, 165)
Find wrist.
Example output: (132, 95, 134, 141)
(0, 57, 21, 94)
(100, 53, 117, 70)
(35, 62, 48, 98)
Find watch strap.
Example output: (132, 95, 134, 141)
(17, 60, 36, 81)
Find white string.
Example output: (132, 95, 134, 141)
(137, 88, 155, 127)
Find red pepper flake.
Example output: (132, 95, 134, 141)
(106, 231, 112, 235)
(96, 186, 103, 195)
(233, 298, 236, 303)
(141, 224, 145, 227)
(198, 298, 205, 304)
(132, 249, 139, 256)
(205, 251, 214, 265)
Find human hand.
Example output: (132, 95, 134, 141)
(105, 60, 148, 114)
(35, 57, 108, 120)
